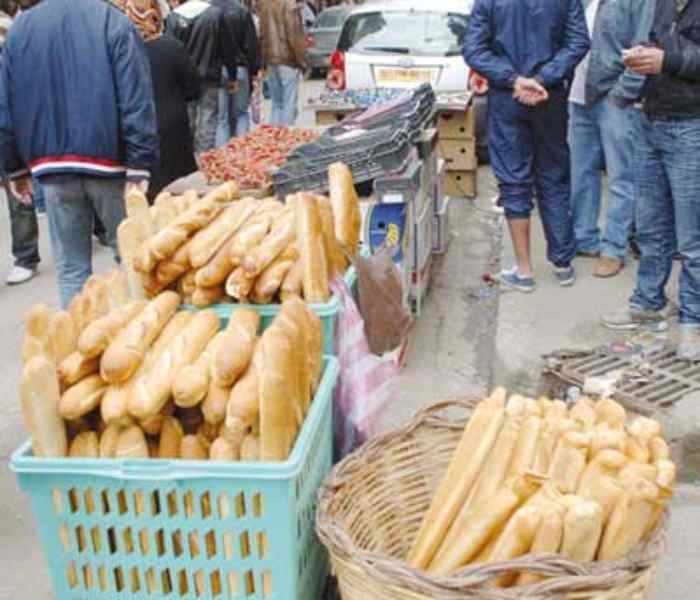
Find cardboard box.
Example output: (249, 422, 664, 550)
(445, 170, 477, 198)
(437, 106, 476, 140)
(440, 139, 477, 172)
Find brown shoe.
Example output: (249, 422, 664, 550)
(594, 256, 623, 278)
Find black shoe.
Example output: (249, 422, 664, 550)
(629, 238, 641, 260)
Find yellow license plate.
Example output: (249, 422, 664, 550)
(375, 67, 433, 85)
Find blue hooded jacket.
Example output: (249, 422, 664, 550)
(464, 0, 590, 91)
(0, 0, 158, 181)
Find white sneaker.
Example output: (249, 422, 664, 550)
(6, 265, 36, 285)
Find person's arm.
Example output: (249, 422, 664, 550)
(285, 0, 308, 70)
(173, 38, 202, 102)
(608, 0, 655, 103)
(463, 0, 520, 89)
(246, 12, 261, 77)
(109, 19, 159, 182)
(659, 24, 700, 80)
(534, 0, 591, 88)
(0, 46, 28, 181)
(219, 13, 239, 80)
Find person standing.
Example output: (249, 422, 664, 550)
(213, 0, 260, 143)
(569, 0, 654, 278)
(602, 0, 700, 359)
(167, 0, 239, 154)
(0, 0, 158, 308)
(260, 0, 308, 126)
(464, 0, 590, 293)
(111, 0, 201, 199)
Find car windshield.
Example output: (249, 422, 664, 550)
(338, 10, 469, 57)
(317, 9, 348, 28)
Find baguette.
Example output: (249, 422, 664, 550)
(305, 304, 323, 394)
(210, 437, 239, 461)
(328, 162, 361, 259)
(296, 193, 330, 302)
(22, 304, 51, 363)
(58, 351, 100, 388)
(229, 215, 273, 266)
(128, 310, 220, 419)
(514, 507, 565, 586)
(69, 431, 100, 458)
(202, 383, 230, 425)
(212, 308, 260, 386)
(490, 504, 543, 586)
(252, 257, 295, 304)
(595, 398, 627, 429)
(100, 291, 180, 383)
(153, 191, 172, 208)
(173, 332, 225, 408)
(139, 401, 175, 435)
(47, 310, 77, 365)
(225, 266, 256, 301)
(84, 275, 111, 322)
(158, 416, 184, 458)
(561, 500, 604, 562)
(21, 356, 68, 457)
(178, 271, 197, 296)
(280, 259, 303, 301)
(115, 426, 149, 459)
(317, 195, 345, 278)
(224, 339, 263, 448)
(189, 199, 257, 268)
(99, 424, 121, 458)
(191, 285, 225, 308)
(155, 238, 193, 285)
(240, 434, 260, 461)
(117, 217, 148, 299)
(59, 374, 108, 420)
(125, 188, 154, 237)
(276, 300, 310, 421)
(549, 431, 591, 493)
(78, 300, 147, 359)
(180, 435, 208, 460)
(242, 210, 296, 277)
(194, 236, 238, 288)
(151, 203, 178, 232)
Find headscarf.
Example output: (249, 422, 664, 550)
(109, 0, 164, 42)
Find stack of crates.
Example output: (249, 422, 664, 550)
(437, 104, 477, 198)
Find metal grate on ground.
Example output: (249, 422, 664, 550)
(543, 344, 700, 414)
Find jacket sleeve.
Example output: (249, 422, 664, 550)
(660, 26, 700, 80)
(535, 0, 591, 88)
(246, 12, 261, 77)
(0, 44, 28, 180)
(463, 0, 519, 89)
(174, 39, 202, 103)
(609, 0, 655, 102)
(109, 19, 159, 180)
(285, 1, 308, 70)
(219, 14, 239, 79)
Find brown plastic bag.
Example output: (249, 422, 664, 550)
(355, 244, 411, 355)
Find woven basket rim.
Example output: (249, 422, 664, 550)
(316, 397, 668, 599)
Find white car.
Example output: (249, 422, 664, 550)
(327, 0, 488, 161)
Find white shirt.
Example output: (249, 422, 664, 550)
(569, 0, 602, 105)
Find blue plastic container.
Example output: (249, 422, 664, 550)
(11, 357, 339, 600)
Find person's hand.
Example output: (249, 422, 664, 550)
(227, 80, 240, 93)
(126, 179, 149, 196)
(623, 46, 665, 75)
(9, 176, 33, 206)
(513, 76, 548, 106)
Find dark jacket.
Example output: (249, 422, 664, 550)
(644, 0, 700, 117)
(166, 0, 238, 84)
(147, 34, 201, 198)
(0, 0, 158, 182)
(464, 0, 590, 90)
(584, 0, 655, 105)
(211, 0, 261, 76)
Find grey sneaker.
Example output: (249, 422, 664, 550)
(496, 267, 536, 293)
(678, 324, 700, 361)
(601, 305, 669, 332)
(554, 265, 576, 287)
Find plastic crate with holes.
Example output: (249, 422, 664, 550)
(10, 356, 339, 600)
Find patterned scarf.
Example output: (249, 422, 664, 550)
(109, 0, 164, 42)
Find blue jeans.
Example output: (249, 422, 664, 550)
(630, 115, 700, 324)
(188, 84, 220, 154)
(42, 176, 126, 308)
(216, 67, 251, 146)
(489, 88, 575, 267)
(7, 179, 40, 269)
(569, 100, 640, 261)
(267, 64, 301, 126)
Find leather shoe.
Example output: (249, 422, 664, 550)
(594, 256, 623, 278)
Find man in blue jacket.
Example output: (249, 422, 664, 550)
(602, 0, 700, 360)
(465, 0, 590, 292)
(569, 0, 654, 279)
(0, 0, 158, 308)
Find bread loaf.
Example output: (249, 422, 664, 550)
(252, 257, 295, 304)
(202, 383, 230, 425)
(595, 398, 626, 429)
(158, 416, 184, 458)
(229, 215, 273, 266)
(225, 266, 256, 301)
(21, 356, 68, 457)
(242, 210, 296, 277)
(328, 162, 361, 258)
(69, 431, 100, 458)
(100, 291, 180, 383)
(139, 401, 175, 435)
(192, 285, 226, 308)
(194, 236, 238, 288)
(173, 332, 224, 408)
(128, 310, 219, 419)
(125, 188, 154, 238)
(99, 424, 121, 458)
(296, 193, 330, 302)
(318, 195, 345, 277)
(210, 437, 239, 461)
(117, 217, 148, 299)
(180, 435, 208, 460)
(59, 374, 107, 420)
(151, 202, 178, 232)
(22, 304, 50, 363)
(155, 239, 193, 285)
(78, 300, 147, 359)
(561, 500, 603, 562)
(549, 430, 591, 493)
(240, 434, 260, 461)
(276, 300, 310, 422)
(59, 351, 100, 388)
(115, 426, 149, 459)
(489, 504, 543, 586)
(514, 508, 564, 586)
(104, 270, 130, 309)
(212, 308, 260, 386)
(280, 259, 304, 301)
(47, 310, 77, 365)
(224, 339, 263, 448)
(84, 275, 111, 322)
(178, 271, 197, 296)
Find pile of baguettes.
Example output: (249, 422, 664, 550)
(120, 162, 361, 307)
(20, 272, 322, 463)
(408, 389, 676, 586)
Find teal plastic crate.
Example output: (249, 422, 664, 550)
(11, 357, 339, 600)
(183, 260, 359, 356)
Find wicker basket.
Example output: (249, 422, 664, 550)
(317, 399, 667, 600)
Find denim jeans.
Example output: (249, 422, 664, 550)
(630, 115, 700, 324)
(569, 100, 640, 261)
(215, 67, 251, 146)
(42, 176, 126, 308)
(188, 84, 220, 154)
(267, 64, 301, 126)
(7, 181, 40, 269)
